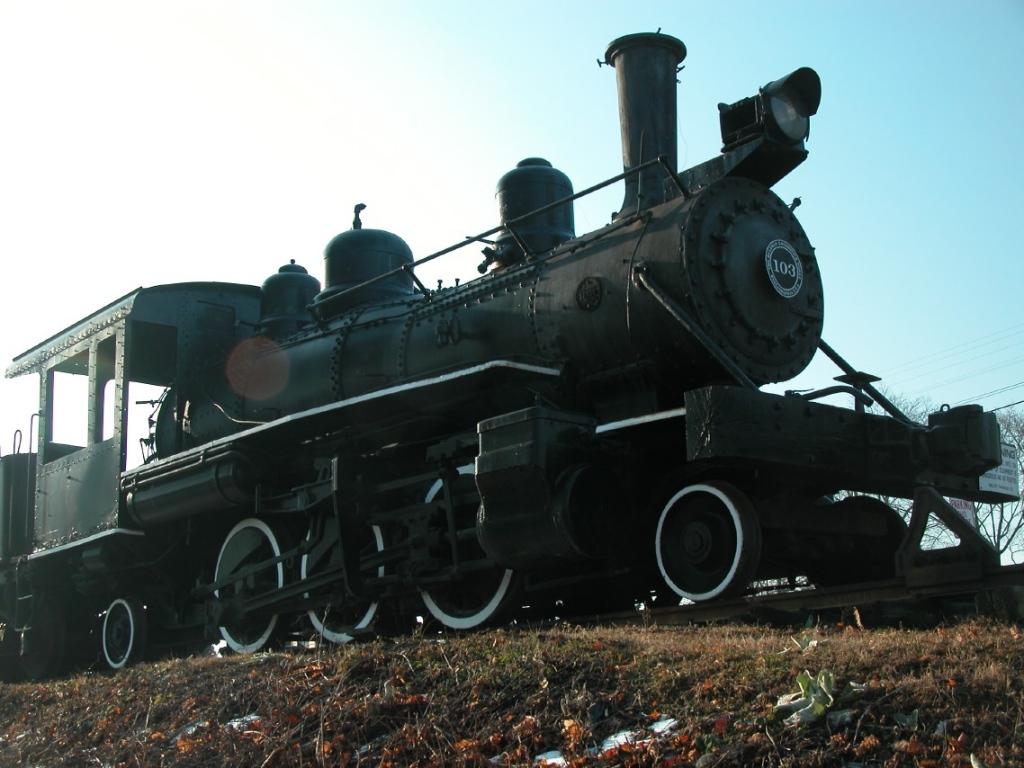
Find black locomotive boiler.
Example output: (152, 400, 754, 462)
(0, 32, 1013, 678)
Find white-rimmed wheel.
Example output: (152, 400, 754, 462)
(655, 481, 762, 602)
(420, 466, 519, 629)
(215, 518, 285, 653)
(301, 517, 384, 643)
(102, 597, 147, 670)
(422, 568, 517, 630)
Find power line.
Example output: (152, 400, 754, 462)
(890, 343, 1024, 385)
(993, 399, 1024, 413)
(903, 354, 1024, 397)
(886, 337, 1024, 386)
(879, 322, 1024, 379)
(952, 380, 1024, 407)
(863, 321, 1024, 410)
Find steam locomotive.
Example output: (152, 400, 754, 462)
(0, 32, 1013, 680)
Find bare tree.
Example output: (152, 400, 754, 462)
(978, 406, 1024, 562)
(863, 393, 1023, 559)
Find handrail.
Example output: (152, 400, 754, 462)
(632, 263, 757, 390)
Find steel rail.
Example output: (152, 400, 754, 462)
(579, 563, 1024, 627)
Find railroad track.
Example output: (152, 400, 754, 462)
(579, 563, 1024, 627)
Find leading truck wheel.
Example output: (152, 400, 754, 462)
(215, 518, 285, 653)
(655, 481, 762, 602)
(102, 598, 147, 670)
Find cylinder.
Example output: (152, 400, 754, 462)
(605, 32, 687, 218)
(125, 454, 256, 527)
(475, 407, 619, 568)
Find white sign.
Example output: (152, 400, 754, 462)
(945, 497, 977, 526)
(980, 443, 1020, 499)
(764, 239, 803, 299)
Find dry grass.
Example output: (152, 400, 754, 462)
(1, 618, 1022, 766)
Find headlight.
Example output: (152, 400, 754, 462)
(769, 93, 810, 142)
(762, 67, 820, 144)
(719, 67, 821, 150)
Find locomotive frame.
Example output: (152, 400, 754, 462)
(0, 32, 1016, 680)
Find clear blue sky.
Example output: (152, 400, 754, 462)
(1, 0, 1022, 445)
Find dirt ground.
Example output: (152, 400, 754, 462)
(0, 617, 1022, 767)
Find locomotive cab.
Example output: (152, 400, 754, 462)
(1, 283, 263, 676)
(4, 284, 263, 551)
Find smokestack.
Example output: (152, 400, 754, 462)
(604, 32, 687, 218)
